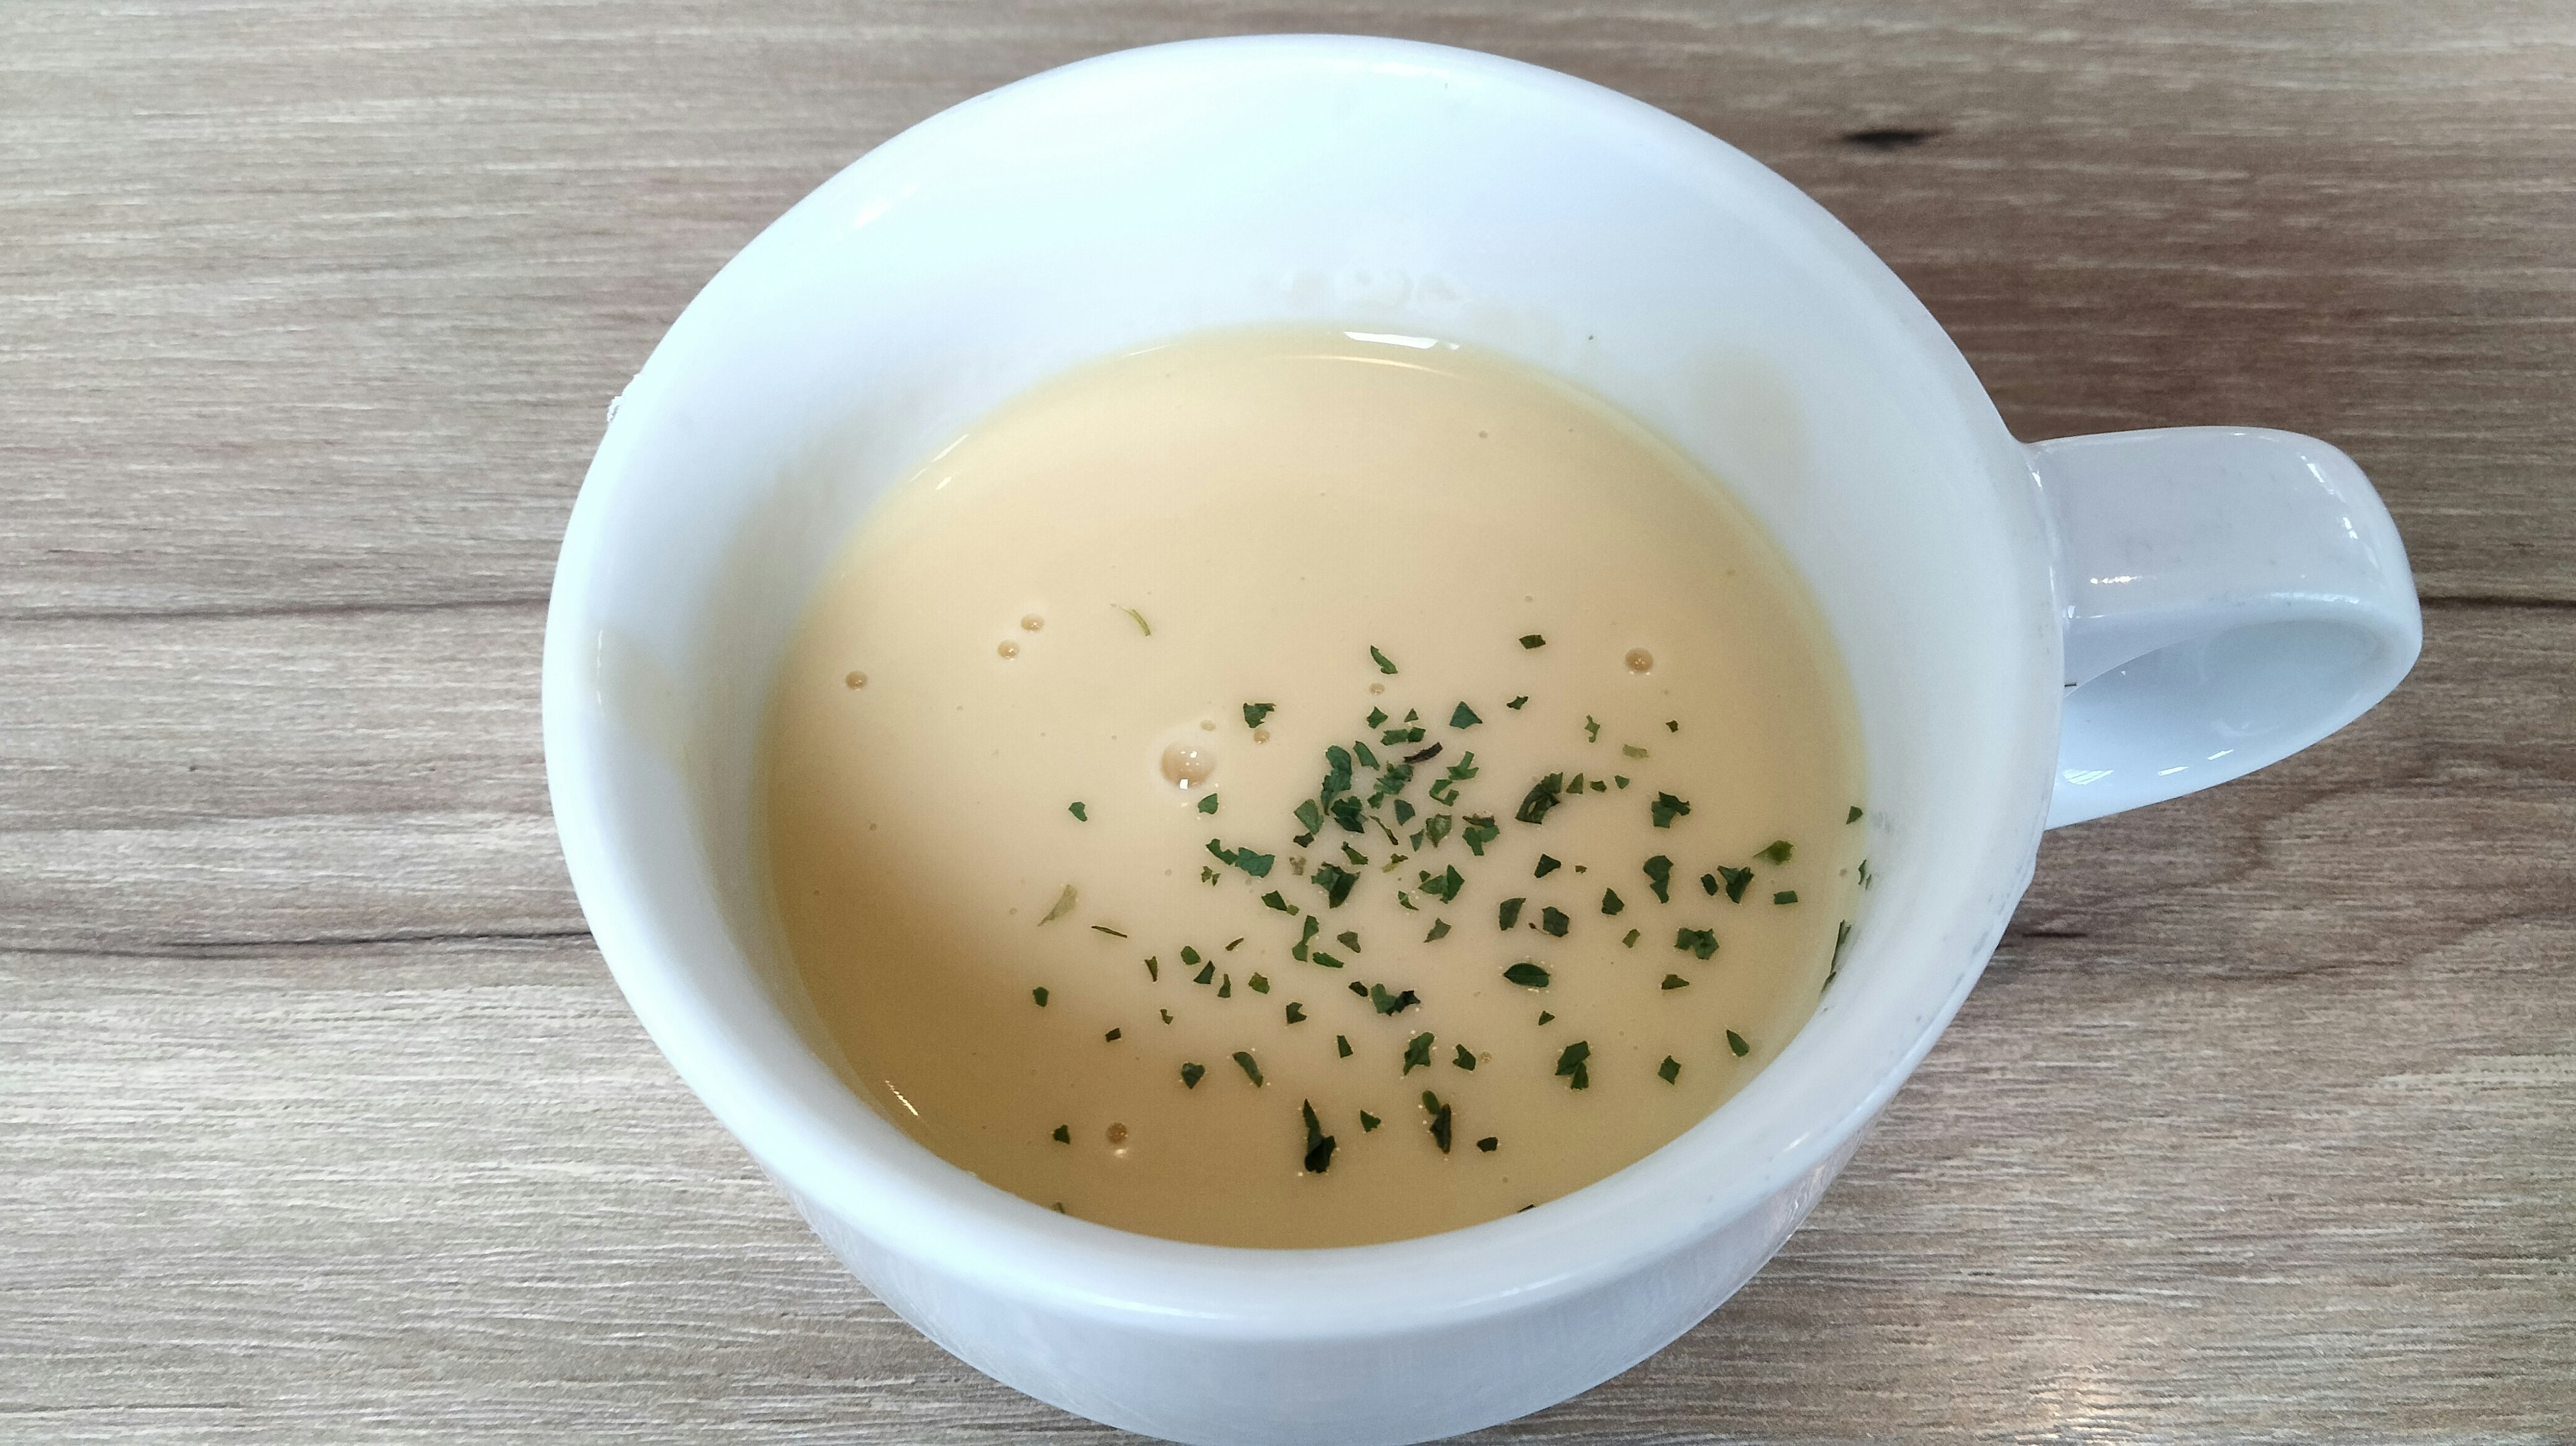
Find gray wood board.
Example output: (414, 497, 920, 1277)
(3, 0, 2571, 1440)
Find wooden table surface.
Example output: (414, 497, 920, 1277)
(6, 1, 2571, 1440)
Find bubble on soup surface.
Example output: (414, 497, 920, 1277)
(998, 641, 1020, 659)
(843, 671, 867, 689)
(1625, 648, 1654, 673)
(1161, 741, 1216, 790)
(1021, 613, 1045, 632)
(1106, 1123, 1128, 1145)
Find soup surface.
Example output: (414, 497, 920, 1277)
(763, 328, 1864, 1247)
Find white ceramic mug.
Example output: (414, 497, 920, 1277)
(543, 35, 2420, 1445)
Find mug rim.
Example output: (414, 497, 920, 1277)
(545, 32, 2055, 1340)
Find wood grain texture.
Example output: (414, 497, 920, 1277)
(3, 0, 2570, 1441)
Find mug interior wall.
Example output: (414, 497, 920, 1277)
(562, 40, 2051, 1249)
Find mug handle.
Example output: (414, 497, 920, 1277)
(2029, 427, 2422, 828)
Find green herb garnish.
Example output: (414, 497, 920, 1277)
(1515, 773, 1565, 825)
(1554, 1041, 1591, 1090)
(1301, 1099, 1335, 1173)
(1773, 891, 1799, 905)
(1293, 799, 1324, 838)
(1263, 891, 1298, 914)
(1503, 962, 1550, 988)
(1310, 950, 1346, 970)
(1584, 716, 1601, 742)
(1507, 695, 1529, 710)
(1534, 855, 1562, 878)
(1727, 1030, 1750, 1058)
(1244, 702, 1276, 728)
(1847, 805, 1864, 823)
(1285, 1002, 1305, 1023)
(1068, 801, 1088, 821)
(1424, 918, 1451, 942)
(1674, 928, 1718, 960)
(1217, 974, 1232, 998)
(1453, 1045, 1477, 1070)
(1757, 840, 1794, 865)
(1053, 1125, 1070, 1143)
(1661, 974, 1690, 990)
(1366, 707, 1389, 728)
(1248, 973, 1271, 993)
(1621, 744, 1648, 759)
(1197, 793, 1220, 816)
(1193, 962, 1215, 985)
(1144, 956, 1159, 981)
(1829, 920, 1851, 985)
(1644, 854, 1673, 903)
(1538, 1010, 1554, 1024)
(1106, 1028, 1122, 1042)
(1116, 605, 1152, 636)
(1038, 884, 1077, 925)
(1338, 1035, 1354, 1058)
(1311, 861, 1358, 907)
(1032, 987, 1049, 1006)
(1181, 946, 1201, 965)
(1422, 1091, 1454, 1152)
(1371, 984, 1422, 1015)
(1613, 775, 1629, 789)
(1650, 792, 1691, 828)
(1418, 865, 1464, 903)
(1359, 1110, 1381, 1131)
(1664, 719, 1678, 732)
(1476, 1136, 1498, 1152)
(1540, 906, 1568, 937)
(1601, 888, 1625, 915)
(1449, 702, 1482, 728)
(1403, 1032, 1435, 1074)
(1498, 897, 1525, 930)
(1623, 928, 1640, 948)
(1090, 924, 1127, 938)
(1460, 816, 1501, 855)
(1370, 645, 1399, 675)
(1716, 865, 1754, 902)
(1234, 1051, 1264, 1086)
(1181, 1063, 1205, 1089)
(1659, 1056, 1681, 1083)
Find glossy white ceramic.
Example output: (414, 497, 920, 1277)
(542, 36, 2420, 1446)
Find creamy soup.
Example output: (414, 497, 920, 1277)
(763, 328, 1864, 1248)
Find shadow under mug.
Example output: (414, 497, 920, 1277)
(543, 35, 2420, 1446)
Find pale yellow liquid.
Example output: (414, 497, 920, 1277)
(763, 329, 1863, 1248)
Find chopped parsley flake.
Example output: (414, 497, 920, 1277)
(1450, 702, 1482, 728)
(1038, 885, 1077, 925)
(1621, 744, 1648, 759)
(1262, 891, 1298, 914)
(1145, 956, 1159, 981)
(1499, 897, 1526, 931)
(1248, 972, 1271, 993)
(1507, 695, 1529, 710)
(1181, 946, 1201, 965)
(1337, 1034, 1354, 1058)
(1181, 1063, 1205, 1089)
(1661, 973, 1690, 990)
(1453, 1044, 1477, 1070)
(1294, 799, 1324, 836)
(1052, 1125, 1070, 1143)
(1538, 1010, 1555, 1025)
(1244, 702, 1276, 728)
(1359, 1110, 1381, 1131)
(1371, 984, 1422, 1015)
(1418, 865, 1465, 903)
(1773, 890, 1799, 905)
(1601, 888, 1626, 915)
(1830, 920, 1852, 984)
(1299, 1099, 1336, 1174)
(1068, 801, 1087, 821)
(1366, 707, 1389, 728)
(1460, 816, 1501, 855)
(1515, 773, 1565, 825)
(1118, 606, 1152, 636)
(1424, 918, 1451, 942)
(1422, 1091, 1454, 1152)
(1197, 793, 1220, 815)
(1848, 805, 1864, 823)
(1554, 1040, 1591, 1090)
(1613, 775, 1629, 789)
(1716, 865, 1754, 902)
(1216, 974, 1232, 998)
(1757, 840, 1795, 865)
(1585, 716, 1601, 742)
(1675, 928, 1719, 960)
(1665, 719, 1678, 732)
(1622, 928, 1640, 948)
(1336, 930, 1362, 952)
(1519, 634, 1546, 649)
(1503, 962, 1550, 988)
(1285, 1002, 1305, 1023)
(1659, 1056, 1681, 1083)
(1032, 987, 1049, 1006)
(1370, 645, 1399, 675)
(1106, 1028, 1122, 1042)
(1311, 861, 1358, 907)
(1477, 1136, 1498, 1152)
(1650, 792, 1692, 828)
(1234, 1051, 1265, 1087)
(1233, 846, 1274, 877)
(1161, 1009, 1173, 1023)
(1727, 1030, 1750, 1058)
(1535, 854, 1562, 877)
(1644, 854, 1673, 903)
(1309, 951, 1346, 970)
(1403, 1032, 1436, 1074)
(1540, 906, 1569, 937)
(1090, 925, 1127, 938)
(1193, 962, 1215, 985)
